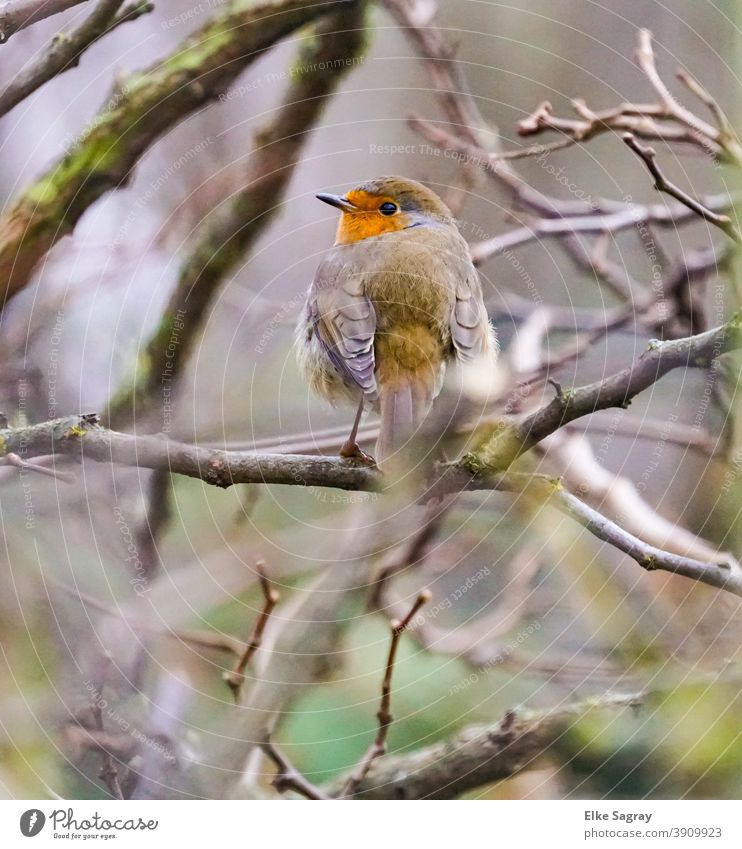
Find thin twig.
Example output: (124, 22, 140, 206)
(340, 590, 431, 798)
(133, 469, 172, 582)
(369, 495, 456, 610)
(0, 0, 85, 42)
(0, 0, 152, 117)
(468, 192, 739, 266)
(634, 29, 720, 147)
(622, 133, 742, 242)
(1, 451, 76, 483)
(260, 737, 330, 800)
(675, 68, 742, 158)
(223, 562, 280, 702)
(89, 676, 125, 799)
(518, 97, 711, 148)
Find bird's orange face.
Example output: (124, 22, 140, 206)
(317, 188, 414, 245)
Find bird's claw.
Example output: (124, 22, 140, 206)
(339, 441, 377, 467)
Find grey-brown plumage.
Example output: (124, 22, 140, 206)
(296, 177, 496, 465)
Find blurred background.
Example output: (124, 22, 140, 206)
(1, 0, 741, 799)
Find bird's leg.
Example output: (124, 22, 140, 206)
(339, 399, 376, 465)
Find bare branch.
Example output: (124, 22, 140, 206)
(474, 311, 742, 471)
(0, 0, 153, 117)
(133, 469, 172, 581)
(381, 0, 484, 143)
(432, 471, 742, 597)
(223, 562, 280, 702)
(88, 677, 125, 799)
(328, 694, 644, 799)
(623, 133, 742, 242)
(469, 192, 739, 266)
(107, 2, 367, 428)
(369, 495, 456, 610)
(0, 413, 385, 491)
(340, 590, 431, 798)
(260, 738, 330, 800)
(675, 68, 742, 157)
(550, 483, 741, 595)
(1, 450, 76, 483)
(0, 0, 85, 42)
(515, 30, 742, 165)
(3, 313, 741, 604)
(541, 430, 732, 571)
(0, 0, 349, 302)
(517, 97, 716, 153)
(382, 542, 543, 669)
(634, 29, 720, 148)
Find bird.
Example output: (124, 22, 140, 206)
(295, 176, 496, 467)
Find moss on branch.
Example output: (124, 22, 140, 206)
(0, 0, 356, 301)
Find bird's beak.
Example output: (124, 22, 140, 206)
(316, 193, 356, 212)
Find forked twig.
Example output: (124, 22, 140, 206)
(622, 133, 742, 242)
(223, 562, 280, 702)
(260, 738, 330, 800)
(340, 590, 431, 798)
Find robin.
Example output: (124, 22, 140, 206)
(296, 176, 496, 466)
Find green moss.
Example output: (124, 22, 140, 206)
(475, 423, 527, 472)
(162, 20, 235, 75)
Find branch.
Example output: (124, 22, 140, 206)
(381, 0, 484, 144)
(0, 413, 384, 490)
(369, 495, 455, 610)
(132, 468, 172, 581)
(223, 562, 280, 702)
(517, 98, 717, 155)
(0, 0, 84, 41)
(547, 479, 742, 596)
(381, 542, 543, 670)
(327, 694, 644, 799)
(634, 29, 723, 151)
(409, 114, 624, 218)
(340, 590, 430, 798)
(107, 0, 367, 428)
(260, 738, 330, 800)
(88, 677, 125, 799)
(542, 430, 728, 561)
(622, 133, 742, 242)
(0, 450, 76, 482)
(0, 0, 153, 117)
(218, 508, 393, 799)
(0, 0, 349, 302)
(516, 29, 742, 166)
(474, 311, 742, 470)
(468, 191, 739, 266)
(3, 404, 740, 597)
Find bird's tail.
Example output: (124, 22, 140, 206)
(376, 370, 437, 468)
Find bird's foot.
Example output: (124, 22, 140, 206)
(339, 441, 377, 466)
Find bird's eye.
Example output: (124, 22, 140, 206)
(379, 202, 398, 216)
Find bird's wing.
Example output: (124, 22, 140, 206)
(450, 268, 493, 361)
(309, 251, 378, 398)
